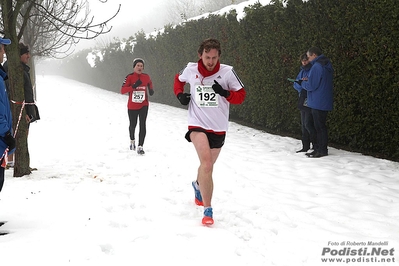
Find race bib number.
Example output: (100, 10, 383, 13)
(132, 90, 146, 103)
(195, 85, 218, 107)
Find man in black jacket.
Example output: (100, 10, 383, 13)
(19, 43, 39, 123)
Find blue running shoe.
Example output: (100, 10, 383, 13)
(192, 181, 203, 206)
(202, 207, 214, 225)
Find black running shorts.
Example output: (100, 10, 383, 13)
(185, 128, 226, 149)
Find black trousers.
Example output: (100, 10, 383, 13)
(128, 106, 149, 146)
(300, 109, 317, 150)
(311, 109, 329, 155)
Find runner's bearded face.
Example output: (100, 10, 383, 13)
(200, 49, 219, 71)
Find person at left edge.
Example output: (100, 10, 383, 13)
(0, 37, 15, 193)
(121, 58, 154, 155)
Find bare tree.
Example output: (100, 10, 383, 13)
(166, 0, 198, 23)
(23, 0, 120, 58)
(23, 0, 119, 103)
(0, 0, 119, 177)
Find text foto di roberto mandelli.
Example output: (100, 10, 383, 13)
(328, 240, 390, 246)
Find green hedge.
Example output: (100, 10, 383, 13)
(58, 0, 399, 161)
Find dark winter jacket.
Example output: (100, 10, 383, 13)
(301, 54, 334, 111)
(22, 63, 37, 119)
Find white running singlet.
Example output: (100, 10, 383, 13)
(178, 63, 244, 132)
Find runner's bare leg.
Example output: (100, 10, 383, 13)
(190, 131, 221, 207)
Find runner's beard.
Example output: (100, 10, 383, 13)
(206, 64, 215, 71)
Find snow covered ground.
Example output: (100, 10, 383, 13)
(0, 75, 398, 266)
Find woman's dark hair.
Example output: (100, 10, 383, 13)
(300, 53, 308, 62)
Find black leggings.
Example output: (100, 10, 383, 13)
(128, 106, 148, 146)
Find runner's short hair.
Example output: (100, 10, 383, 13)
(198, 38, 221, 56)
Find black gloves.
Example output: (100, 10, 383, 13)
(4, 131, 15, 151)
(212, 80, 230, 98)
(132, 79, 142, 89)
(177, 93, 191, 105)
(147, 84, 154, 96)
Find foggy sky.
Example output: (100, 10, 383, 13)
(75, 0, 169, 50)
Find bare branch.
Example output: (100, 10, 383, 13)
(18, 0, 120, 58)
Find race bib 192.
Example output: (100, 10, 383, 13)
(194, 85, 218, 107)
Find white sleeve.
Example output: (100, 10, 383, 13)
(179, 62, 195, 83)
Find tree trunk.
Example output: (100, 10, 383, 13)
(8, 61, 31, 177)
(12, 104, 31, 177)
